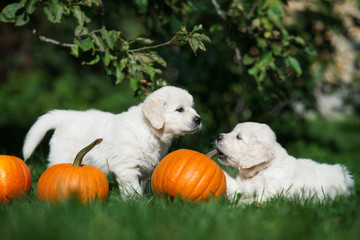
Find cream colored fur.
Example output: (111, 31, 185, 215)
(215, 122, 354, 203)
(23, 86, 202, 196)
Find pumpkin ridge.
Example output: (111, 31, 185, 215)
(213, 168, 224, 196)
(0, 156, 32, 202)
(171, 150, 200, 196)
(204, 165, 223, 197)
(80, 168, 89, 203)
(0, 159, 8, 199)
(57, 165, 71, 202)
(17, 158, 31, 194)
(214, 170, 226, 196)
(14, 159, 25, 196)
(52, 165, 64, 202)
(151, 150, 226, 202)
(182, 156, 216, 200)
(88, 166, 103, 201)
(1, 160, 10, 199)
(97, 166, 109, 199)
(156, 149, 183, 195)
(6, 159, 17, 198)
(45, 166, 57, 201)
(174, 152, 208, 197)
(88, 167, 98, 200)
(193, 160, 218, 201)
(93, 167, 107, 200)
(36, 140, 107, 204)
(17, 160, 27, 193)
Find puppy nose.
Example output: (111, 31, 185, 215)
(217, 134, 223, 141)
(193, 116, 201, 125)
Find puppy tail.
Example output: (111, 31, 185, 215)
(23, 110, 62, 161)
(339, 164, 354, 195)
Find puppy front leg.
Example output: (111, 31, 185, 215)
(115, 169, 143, 197)
(223, 170, 242, 201)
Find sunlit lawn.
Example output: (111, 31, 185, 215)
(1, 118, 359, 240)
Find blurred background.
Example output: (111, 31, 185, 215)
(0, 0, 359, 173)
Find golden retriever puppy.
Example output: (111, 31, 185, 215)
(211, 122, 353, 203)
(23, 86, 202, 196)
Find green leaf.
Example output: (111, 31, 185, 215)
(192, 33, 211, 43)
(0, 3, 22, 22)
(290, 36, 306, 46)
(189, 38, 200, 55)
(267, 8, 282, 28)
(129, 37, 153, 45)
(135, 0, 148, 14)
(264, 31, 271, 39)
(287, 57, 302, 75)
(84, 54, 100, 65)
(192, 24, 203, 32)
(271, 43, 282, 56)
(74, 37, 93, 51)
(248, 66, 260, 76)
(104, 30, 121, 50)
(74, 25, 88, 37)
(135, 53, 153, 64)
(15, 12, 29, 26)
(91, 33, 105, 51)
(258, 52, 273, 67)
(71, 44, 79, 57)
(130, 75, 140, 90)
(198, 41, 206, 51)
(119, 58, 129, 70)
(72, 6, 85, 26)
(103, 50, 113, 66)
(43, 1, 64, 23)
(115, 68, 125, 85)
(281, 29, 289, 43)
(251, 18, 261, 28)
(243, 54, 255, 65)
(257, 38, 267, 49)
(174, 29, 188, 46)
(145, 65, 155, 79)
(25, 0, 39, 14)
(146, 52, 166, 67)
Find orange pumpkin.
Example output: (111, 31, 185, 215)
(0, 155, 32, 203)
(151, 149, 226, 201)
(37, 139, 109, 204)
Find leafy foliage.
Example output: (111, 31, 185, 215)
(0, 0, 309, 98)
(0, 0, 211, 96)
(210, 0, 310, 91)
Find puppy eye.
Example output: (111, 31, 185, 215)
(176, 107, 184, 113)
(236, 135, 242, 140)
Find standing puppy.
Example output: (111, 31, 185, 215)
(211, 122, 353, 203)
(23, 86, 202, 196)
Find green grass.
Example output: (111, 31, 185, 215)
(1, 118, 360, 240)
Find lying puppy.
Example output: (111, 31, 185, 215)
(209, 122, 353, 203)
(23, 86, 202, 196)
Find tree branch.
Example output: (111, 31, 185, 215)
(128, 36, 176, 53)
(31, 29, 74, 48)
(212, 0, 243, 72)
(211, 0, 227, 21)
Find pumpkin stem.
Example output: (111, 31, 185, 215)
(73, 139, 103, 167)
(206, 149, 219, 159)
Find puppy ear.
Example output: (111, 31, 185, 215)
(240, 137, 275, 169)
(142, 96, 166, 129)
